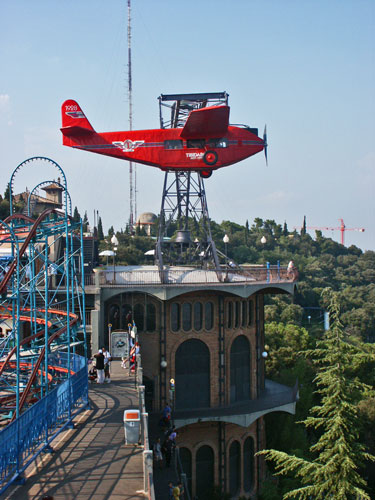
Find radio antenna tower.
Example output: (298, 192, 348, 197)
(127, 0, 135, 229)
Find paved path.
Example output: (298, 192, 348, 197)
(2, 362, 145, 500)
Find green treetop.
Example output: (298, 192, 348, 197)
(259, 289, 375, 500)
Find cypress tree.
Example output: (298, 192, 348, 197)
(82, 211, 89, 232)
(258, 289, 375, 499)
(97, 216, 104, 241)
(73, 206, 80, 223)
(4, 183, 11, 201)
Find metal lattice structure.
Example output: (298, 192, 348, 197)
(0, 157, 88, 491)
(156, 93, 229, 275)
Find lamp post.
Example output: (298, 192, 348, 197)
(223, 234, 229, 266)
(111, 235, 119, 283)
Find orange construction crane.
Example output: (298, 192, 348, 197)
(306, 218, 365, 246)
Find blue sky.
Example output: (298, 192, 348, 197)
(1, 0, 374, 250)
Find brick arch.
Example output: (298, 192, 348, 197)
(175, 339, 210, 410)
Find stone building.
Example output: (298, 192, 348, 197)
(86, 264, 298, 498)
(13, 180, 63, 215)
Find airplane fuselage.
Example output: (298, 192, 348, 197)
(63, 127, 264, 171)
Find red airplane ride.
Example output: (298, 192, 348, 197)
(61, 98, 267, 178)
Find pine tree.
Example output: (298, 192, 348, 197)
(258, 289, 375, 499)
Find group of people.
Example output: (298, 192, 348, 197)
(153, 424, 177, 469)
(168, 481, 184, 499)
(89, 347, 112, 383)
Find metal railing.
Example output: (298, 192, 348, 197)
(98, 264, 298, 287)
(135, 354, 155, 500)
(0, 353, 88, 494)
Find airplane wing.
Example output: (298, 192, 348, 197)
(180, 105, 230, 139)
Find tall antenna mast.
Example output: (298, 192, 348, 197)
(127, 0, 134, 229)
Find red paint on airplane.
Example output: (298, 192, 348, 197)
(61, 99, 266, 176)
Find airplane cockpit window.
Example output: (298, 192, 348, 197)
(164, 140, 183, 149)
(207, 138, 228, 148)
(187, 139, 205, 149)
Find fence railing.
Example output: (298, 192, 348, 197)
(0, 353, 88, 494)
(135, 354, 155, 500)
(98, 264, 298, 287)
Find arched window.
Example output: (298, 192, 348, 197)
(175, 339, 210, 409)
(229, 441, 241, 496)
(182, 303, 192, 332)
(179, 447, 192, 495)
(205, 301, 214, 330)
(193, 302, 203, 331)
(171, 303, 180, 332)
(122, 304, 132, 329)
(243, 437, 255, 492)
(230, 335, 250, 403)
(134, 303, 144, 332)
(108, 304, 120, 330)
(235, 301, 240, 328)
(146, 303, 156, 332)
(248, 300, 253, 326)
(227, 302, 233, 328)
(196, 445, 214, 499)
(242, 300, 247, 327)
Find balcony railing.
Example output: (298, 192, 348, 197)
(96, 264, 298, 287)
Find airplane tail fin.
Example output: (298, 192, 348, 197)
(61, 100, 96, 144)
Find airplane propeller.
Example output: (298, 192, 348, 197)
(263, 125, 268, 166)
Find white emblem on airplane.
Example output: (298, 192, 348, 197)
(112, 140, 144, 152)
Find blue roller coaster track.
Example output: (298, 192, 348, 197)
(0, 157, 88, 492)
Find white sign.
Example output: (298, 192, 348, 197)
(111, 331, 129, 358)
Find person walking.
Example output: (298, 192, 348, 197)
(153, 438, 163, 469)
(164, 437, 173, 468)
(94, 349, 105, 384)
(102, 347, 112, 383)
(160, 402, 171, 429)
(168, 481, 174, 499)
(173, 482, 183, 499)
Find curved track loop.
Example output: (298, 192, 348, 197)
(0, 209, 68, 294)
(0, 208, 82, 423)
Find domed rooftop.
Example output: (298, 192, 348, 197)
(137, 212, 157, 224)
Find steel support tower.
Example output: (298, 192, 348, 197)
(155, 93, 228, 276)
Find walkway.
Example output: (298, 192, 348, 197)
(2, 362, 145, 500)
